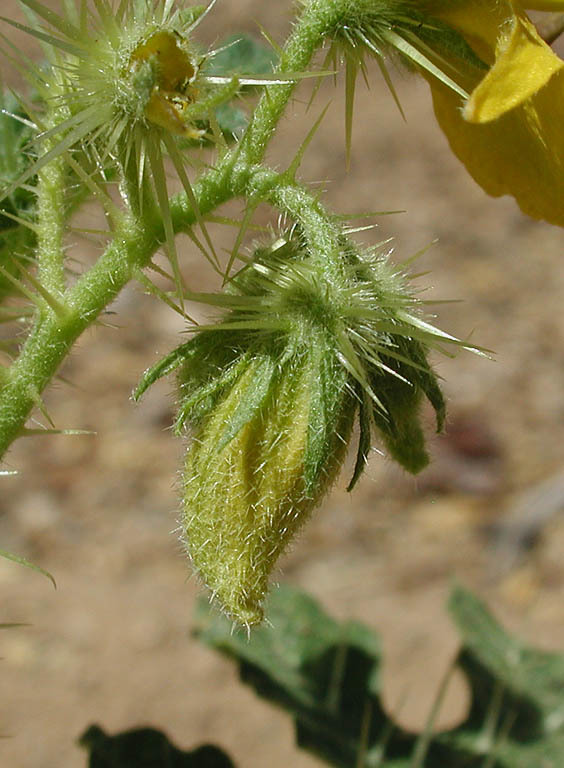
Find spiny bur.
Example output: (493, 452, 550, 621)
(169, 232, 452, 624)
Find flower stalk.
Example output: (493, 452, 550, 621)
(35, 115, 69, 298)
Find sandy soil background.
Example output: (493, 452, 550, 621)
(1, 2, 564, 767)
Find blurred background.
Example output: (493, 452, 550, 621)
(1, 2, 564, 766)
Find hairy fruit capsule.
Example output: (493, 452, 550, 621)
(182, 340, 355, 625)
(133, 231, 472, 625)
(163, 233, 454, 624)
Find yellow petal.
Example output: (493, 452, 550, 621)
(427, 69, 564, 226)
(424, 0, 511, 53)
(464, 12, 564, 122)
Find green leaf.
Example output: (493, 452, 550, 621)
(206, 35, 278, 79)
(214, 102, 247, 140)
(445, 586, 564, 766)
(78, 724, 236, 768)
(195, 584, 564, 767)
(194, 585, 409, 768)
(0, 548, 56, 588)
(196, 34, 278, 142)
(0, 91, 37, 299)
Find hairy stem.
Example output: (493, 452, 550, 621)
(240, 0, 344, 164)
(36, 119, 67, 297)
(0, 165, 240, 458)
(0, 214, 153, 456)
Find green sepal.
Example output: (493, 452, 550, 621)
(346, 388, 371, 492)
(176, 331, 247, 427)
(368, 337, 445, 474)
(215, 353, 276, 452)
(175, 359, 251, 434)
(408, 338, 446, 432)
(304, 340, 353, 496)
(132, 341, 196, 402)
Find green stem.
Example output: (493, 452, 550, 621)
(36, 133, 67, 297)
(0, 166, 240, 458)
(35, 92, 84, 295)
(240, 165, 347, 276)
(240, 0, 344, 164)
(269, 181, 343, 271)
(0, 214, 152, 456)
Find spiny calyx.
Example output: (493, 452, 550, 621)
(136, 231, 457, 625)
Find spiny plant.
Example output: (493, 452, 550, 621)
(0, 0, 563, 628)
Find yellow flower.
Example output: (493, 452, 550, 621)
(420, 0, 564, 226)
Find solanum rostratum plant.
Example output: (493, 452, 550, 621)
(0, 0, 562, 626)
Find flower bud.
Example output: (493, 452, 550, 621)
(182, 338, 355, 625)
(174, 234, 452, 624)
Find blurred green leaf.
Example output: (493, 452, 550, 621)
(0, 91, 37, 300)
(213, 103, 247, 140)
(0, 93, 36, 219)
(79, 725, 236, 768)
(194, 585, 413, 767)
(195, 584, 564, 767)
(206, 35, 278, 78)
(0, 548, 56, 588)
(198, 35, 278, 141)
(443, 585, 564, 767)
(0, 623, 29, 629)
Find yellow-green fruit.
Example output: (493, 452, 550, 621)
(131, 234, 451, 626)
(182, 344, 355, 626)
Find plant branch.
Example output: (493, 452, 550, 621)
(35, 116, 68, 297)
(0, 166, 239, 459)
(240, 0, 346, 164)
